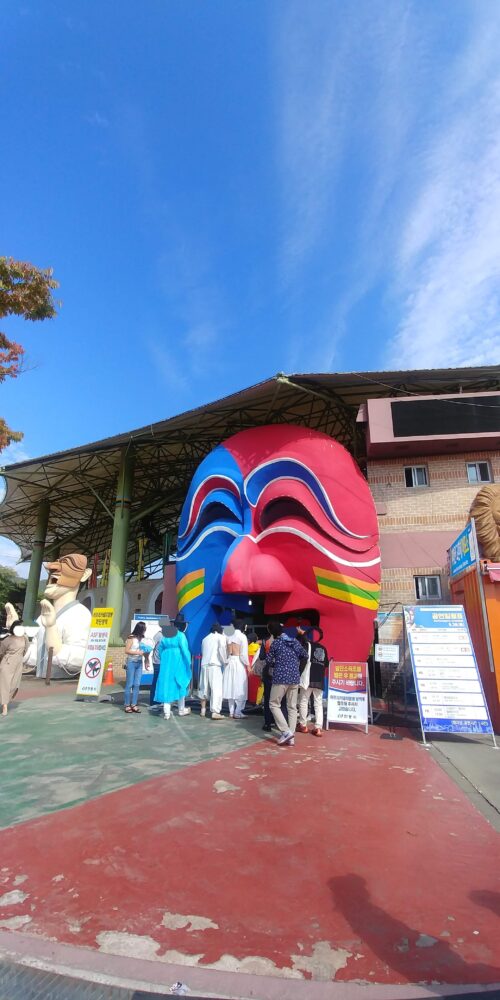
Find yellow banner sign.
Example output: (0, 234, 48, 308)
(90, 607, 114, 629)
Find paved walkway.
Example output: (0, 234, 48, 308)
(0, 680, 498, 997)
(429, 735, 500, 831)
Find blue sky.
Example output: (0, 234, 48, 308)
(2, 1, 500, 568)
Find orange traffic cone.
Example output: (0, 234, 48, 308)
(103, 661, 115, 686)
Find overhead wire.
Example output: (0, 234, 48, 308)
(348, 370, 500, 409)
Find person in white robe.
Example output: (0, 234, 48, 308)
(199, 622, 228, 720)
(222, 621, 249, 718)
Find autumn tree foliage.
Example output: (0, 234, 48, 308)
(0, 257, 59, 452)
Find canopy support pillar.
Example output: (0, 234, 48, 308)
(107, 447, 134, 645)
(24, 499, 50, 625)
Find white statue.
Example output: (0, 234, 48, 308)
(20, 553, 92, 678)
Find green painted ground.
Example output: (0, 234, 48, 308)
(0, 695, 262, 829)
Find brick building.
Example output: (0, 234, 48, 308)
(359, 391, 500, 614)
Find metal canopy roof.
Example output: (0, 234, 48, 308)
(1, 366, 499, 569)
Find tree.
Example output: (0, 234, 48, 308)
(0, 257, 59, 451)
(0, 565, 26, 613)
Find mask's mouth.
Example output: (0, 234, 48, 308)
(48, 573, 60, 585)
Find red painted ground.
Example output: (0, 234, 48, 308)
(0, 728, 499, 985)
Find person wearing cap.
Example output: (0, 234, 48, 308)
(0, 608, 28, 716)
(173, 612, 188, 632)
(22, 554, 92, 679)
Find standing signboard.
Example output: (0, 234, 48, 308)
(132, 613, 173, 686)
(76, 607, 114, 698)
(404, 604, 495, 745)
(327, 660, 369, 732)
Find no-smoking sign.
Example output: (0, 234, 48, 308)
(85, 657, 101, 678)
(76, 609, 114, 699)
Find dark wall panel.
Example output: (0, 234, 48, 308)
(391, 396, 500, 437)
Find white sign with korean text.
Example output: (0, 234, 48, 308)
(76, 608, 114, 698)
(404, 605, 493, 736)
(374, 644, 399, 663)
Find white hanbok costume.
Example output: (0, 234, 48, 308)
(198, 630, 228, 715)
(25, 601, 91, 679)
(222, 628, 249, 717)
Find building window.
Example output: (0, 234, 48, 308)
(404, 466, 428, 488)
(414, 575, 442, 600)
(466, 461, 492, 484)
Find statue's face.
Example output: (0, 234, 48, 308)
(44, 555, 87, 600)
(176, 425, 380, 661)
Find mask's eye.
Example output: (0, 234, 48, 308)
(193, 501, 240, 537)
(260, 497, 319, 531)
(177, 488, 243, 557)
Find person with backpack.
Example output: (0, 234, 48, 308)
(297, 626, 329, 737)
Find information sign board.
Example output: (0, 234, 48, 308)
(404, 605, 493, 737)
(449, 522, 477, 578)
(76, 607, 114, 698)
(327, 661, 368, 731)
(132, 613, 173, 686)
(374, 643, 399, 663)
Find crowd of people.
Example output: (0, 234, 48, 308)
(123, 615, 329, 745)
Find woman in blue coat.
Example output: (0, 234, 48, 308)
(155, 620, 192, 720)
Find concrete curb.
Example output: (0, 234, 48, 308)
(0, 931, 498, 1000)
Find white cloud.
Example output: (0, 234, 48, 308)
(86, 111, 109, 128)
(274, 2, 419, 368)
(274, 1, 348, 285)
(115, 102, 230, 388)
(0, 442, 31, 467)
(383, 7, 500, 367)
(155, 236, 229, 383)
(147, 339, 188, 393)
(274, 2, 500, 371)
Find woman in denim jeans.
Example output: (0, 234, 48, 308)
(124, 621, 146, 714)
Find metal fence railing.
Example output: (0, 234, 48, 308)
(371, 606, 418, 728)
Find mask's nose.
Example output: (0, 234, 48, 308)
(221, 536, 293, 594)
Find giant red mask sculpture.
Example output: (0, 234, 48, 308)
(176, 425, 380, 659)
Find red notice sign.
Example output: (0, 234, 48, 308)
(327, 660, 368, 729)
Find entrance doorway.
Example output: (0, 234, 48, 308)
(211, 595, 320, 640)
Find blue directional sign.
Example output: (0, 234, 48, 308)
(449, 523, 477, 578)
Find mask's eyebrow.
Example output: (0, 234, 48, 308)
(244, 458, 369, 540)
(179, 475, 242, 539)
